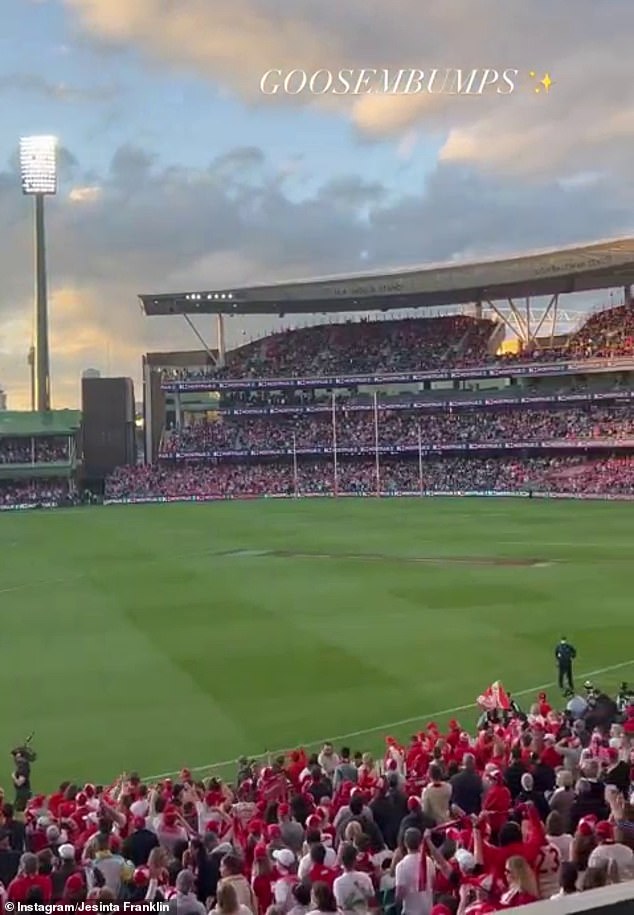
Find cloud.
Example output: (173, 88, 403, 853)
(69, 185, 102, 203)
(61, 0, 634, 177)
(0, 72, 119, 103)
(0, 139, 632, 410)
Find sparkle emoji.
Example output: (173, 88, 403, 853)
(529, 71, 553, 94)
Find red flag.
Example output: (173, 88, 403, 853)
(418, 848, 430, 891)
(477, 680, 511, 711)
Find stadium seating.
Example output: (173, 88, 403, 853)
(0, 479, 69, 506)
(106, 456, 622, 499)
(163, 304, 634, 387)
(165, 315, 497, 381)
(0, 436, 70, 464)
(159, 406, 634, 455)
(567, 304, 634, 359)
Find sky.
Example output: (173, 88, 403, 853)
(0, 0, 633, 409)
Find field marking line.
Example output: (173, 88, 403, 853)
(0, 574, 85, 596)
(143, 658, 634, 781)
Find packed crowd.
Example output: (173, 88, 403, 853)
(160, 407, 634, 455)
(545, 456, 634, 495)
(567, 305, 634, 360)
(165, 316, 496, 381)
(105, 458, 577, 500)
(0, 437, 70, 464)
(2, 687, 634, 914)
(162, 304, 634, 386)
(4, 453, 633, 508)
(0, 480, 70, 507)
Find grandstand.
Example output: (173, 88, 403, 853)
(133, 239, 634, 500)
(0, 409, 81, 508)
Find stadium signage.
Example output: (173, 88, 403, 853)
(158, 437, 633, 461)
(0, 501, 59, 512)
(533, 256, 606, 276)
(161, 357, 634, 393)
(331, 280, 405, 296)
(102, 491, 634, 507)
(218, 389, 634, 417)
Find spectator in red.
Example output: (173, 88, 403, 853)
(481, 772, 512, 839)
(473, 802, 545, 883)
(499, 855, 539, 907)
(306, 843, 339, 888)
(251, 846, 276, 915)
(7, 852, 52, 903)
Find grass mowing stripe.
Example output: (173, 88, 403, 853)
(143, 657, 634, 781)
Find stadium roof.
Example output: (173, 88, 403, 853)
(139, 236, 634, 317)
(0, 410, 81, 436)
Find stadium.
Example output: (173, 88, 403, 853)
(2, 237, 634, 914)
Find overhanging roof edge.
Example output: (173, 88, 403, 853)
(139, 235, 634, 316)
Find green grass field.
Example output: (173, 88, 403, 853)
(1, 497, 634, 791)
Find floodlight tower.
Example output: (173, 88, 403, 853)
(20, 135, 57, 412)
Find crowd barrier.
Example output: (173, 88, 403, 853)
(101, 490, 634, 505)
(160, 438, 634, 460)
(0, 501, 61, 512)
(3, 491, 634, 512)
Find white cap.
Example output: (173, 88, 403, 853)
(272, 848, 295, 869)
(454, 849, 476, 872)
(58, 844, 75, 860)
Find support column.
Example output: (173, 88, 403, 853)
(532, 294, 558, 342)
(28, 346, 35, 411)
(216, 314, 226, 368)
(174, 391, 182, 429)
(34, 194, 51, 411)
(143, 358, 153, 465)
(485, 300, 526, 343)
(474, 301, 483, 319)
(625, 286, 632, 307)
(507, 298, 530, 344)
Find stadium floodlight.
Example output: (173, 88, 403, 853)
(20, 135, 57, 412)
(20, 135, 57, 195)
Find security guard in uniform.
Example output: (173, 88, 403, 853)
(555, 637, 577, 692)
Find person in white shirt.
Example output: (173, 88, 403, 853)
(545, 811, 573, 862)
(421, 766, 452, 825)
(318, 744, 341, 778)
(588, 822, 634, 881)
(210, 881, 252, 915)
(333, 843, 375, 915)
(298, 839, 337, 880)
(307, 882, 339, 915)
(272, 849, 299, 914)
(394, 829, 433, 915)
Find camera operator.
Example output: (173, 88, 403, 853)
(11, 747, 33, 813)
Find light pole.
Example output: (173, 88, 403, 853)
(20, 135, 57, 412)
